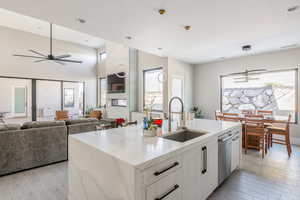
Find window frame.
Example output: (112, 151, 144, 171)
(143, 67, 164, 112)
(220, 68, 298, 124)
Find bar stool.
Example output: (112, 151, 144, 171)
(267, 115, 292, 157)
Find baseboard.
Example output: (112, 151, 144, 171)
(291, 137, 300, 146)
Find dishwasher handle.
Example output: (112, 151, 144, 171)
(218, 135, 233, 142)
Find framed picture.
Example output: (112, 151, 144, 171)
(64, 88, 75, 107)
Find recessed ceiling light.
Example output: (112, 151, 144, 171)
(125, 36, 132, 40)
(158, 9, 166, 15)
(77, 18, 86, 24)
(288, 5, 299, 12)
(184, 26, 191, 30)
(242, 45, 252, 51)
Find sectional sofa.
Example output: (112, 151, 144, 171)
(0, 118, 99, 176)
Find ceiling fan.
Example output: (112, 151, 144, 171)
(13, 23, 82, 65)
(227, 69, 267, 83)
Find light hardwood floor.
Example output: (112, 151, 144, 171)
(0, 144, 299, 200)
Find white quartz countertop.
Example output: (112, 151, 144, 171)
(69, 119, 240, 168)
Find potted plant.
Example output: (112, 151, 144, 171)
(191, 106, 204, 119)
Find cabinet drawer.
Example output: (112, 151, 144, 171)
(144, 156, 182, 185)
(146, 170, 182, 200)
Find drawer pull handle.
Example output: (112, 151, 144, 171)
(154, 162, 179, 176)
(154, 184, 179, 200)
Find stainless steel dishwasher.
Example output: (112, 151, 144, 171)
(218, 131, 233, 185)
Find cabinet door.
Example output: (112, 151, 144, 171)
(200, 139, 218, 200)
(182, 145, 202, 200)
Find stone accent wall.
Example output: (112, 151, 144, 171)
(222, 86, 278, 113)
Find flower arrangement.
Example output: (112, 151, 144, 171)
(143, 107, 162, 136)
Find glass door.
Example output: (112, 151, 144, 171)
(14, 87, 27, 117)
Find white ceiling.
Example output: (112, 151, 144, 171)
(1, 0, 300, 64)
(0, 8, 105, 48)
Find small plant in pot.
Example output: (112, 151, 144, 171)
(191, 106, 204, 119)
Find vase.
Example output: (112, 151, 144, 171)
(143, 129, 157, 137)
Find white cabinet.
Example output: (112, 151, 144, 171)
(231, 131, 241, 172)
(182, 137, 218, 200)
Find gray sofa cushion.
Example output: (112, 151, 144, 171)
(22, 121, 66, 129)
(66, 118, 98, 125)
(0, 124, 21, 131)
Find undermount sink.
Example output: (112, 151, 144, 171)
(162, 129, 208, 142)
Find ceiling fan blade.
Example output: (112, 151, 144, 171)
(227, 72, 246, 76)
(56, 58, 82, 64)
(34, 59, 48, 63)
(247, 69, 267, 73)
(55, 54, 71, 59)
(29, 50, 47, 57)
(13, 54, 46, 59)
(53, 60, 66, 65)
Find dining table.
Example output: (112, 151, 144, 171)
(219, 114, 290, 149)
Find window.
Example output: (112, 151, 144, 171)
(221, 69, 297, 122)
(143, 68, 163, 111)
(64, 88, 75, 108)
(99, 78, 107, 107)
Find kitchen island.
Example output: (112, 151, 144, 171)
(68, 119, 242, 200)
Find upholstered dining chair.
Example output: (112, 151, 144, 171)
(55, 110, 69, 120)
(244, 118, 268, 159)
(267, 114, 292, 157)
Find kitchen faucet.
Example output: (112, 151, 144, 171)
(168, 96, 186, 132)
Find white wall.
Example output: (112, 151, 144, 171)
(168, 58, 195, 111)
(194, 48, 300, 143)
(0, 25, 97, 108)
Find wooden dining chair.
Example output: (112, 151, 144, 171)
(89, 110, 102, 120)
(245, 114, 264, 118)
(223, 113, 239, 116)
(244, 118, 268, 158)
(55, 110, 69, 120)
(267, 114, 292, 157)
(257, 110, 273, 116)
(220, 113, 241, 122)
(215, 110, 223, 120)
(241, 110, 255, 115)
